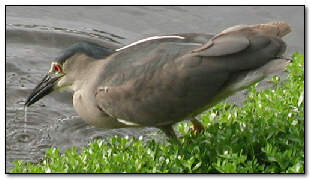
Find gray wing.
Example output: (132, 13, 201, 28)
(95, 34, 215, 126)
(95, 23, 290, 126)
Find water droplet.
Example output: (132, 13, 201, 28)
(24, 106, 28, 133)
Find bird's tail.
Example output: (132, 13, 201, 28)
(220, 21, 291, 38)
(192, 21, 291, 59)
(219, 21, 292, 75)
(190, 21, 292, 92)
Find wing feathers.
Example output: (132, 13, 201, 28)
(192, 34, 249, 56)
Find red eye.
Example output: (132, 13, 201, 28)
(54, 65, 62, 73)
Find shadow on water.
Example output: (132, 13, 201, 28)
(5, 23, 159, 171)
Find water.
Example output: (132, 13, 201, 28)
(5, 6, 304, 172)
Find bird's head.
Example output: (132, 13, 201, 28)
(24, 57, 77, 107)
(25, 42, 114, 107)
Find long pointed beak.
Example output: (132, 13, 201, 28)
(25, 73, 61, 107)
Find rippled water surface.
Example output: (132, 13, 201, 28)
(5, 6, 304, 171)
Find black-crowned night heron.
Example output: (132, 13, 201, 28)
(25, 22, 291, 138)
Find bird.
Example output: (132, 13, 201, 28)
(25, 22, 291, 139)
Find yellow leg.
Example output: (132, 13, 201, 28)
(191, 117, 204, 135)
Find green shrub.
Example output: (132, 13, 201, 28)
(10, 53, 304, 173)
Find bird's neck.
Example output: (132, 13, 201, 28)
(71, 59, 107, 93)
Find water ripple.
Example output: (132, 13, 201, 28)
(6, 23, 124, 44)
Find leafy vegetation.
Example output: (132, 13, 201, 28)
(10, 53, 304, 173)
